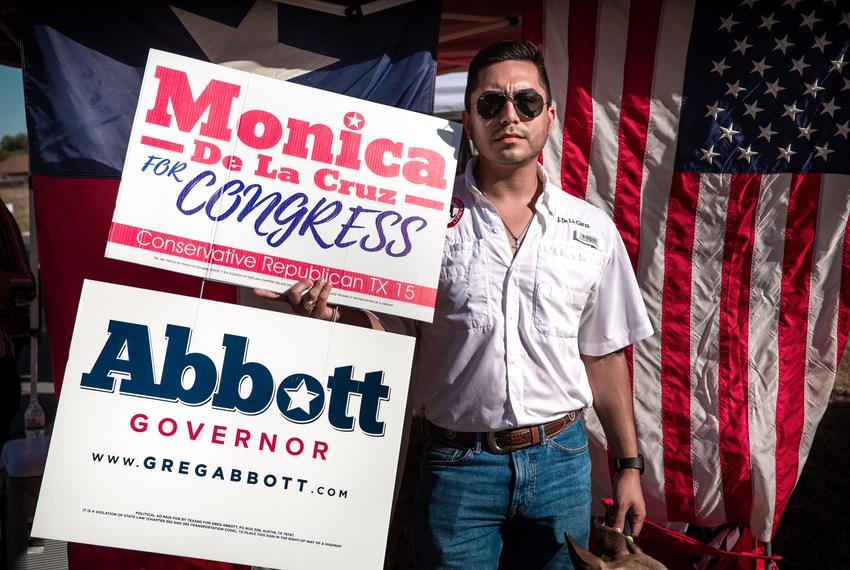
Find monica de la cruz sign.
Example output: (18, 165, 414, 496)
(106, 49, 462, 322)
(32, 280, 416, 569)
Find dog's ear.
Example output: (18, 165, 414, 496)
(594, 525, 631, 557)
(565, 532, 606, 570)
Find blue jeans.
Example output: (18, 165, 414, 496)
(412, 419, 591, 569)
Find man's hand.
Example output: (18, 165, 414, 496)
(254, 280, 383, 330)
(255, 279, 337, 321)
(610, 469, 645, 536)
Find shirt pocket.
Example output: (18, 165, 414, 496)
(532, 245, 604, 338)
(435, 238, 491, 329)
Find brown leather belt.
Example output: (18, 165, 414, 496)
(424, 410, 583, 454)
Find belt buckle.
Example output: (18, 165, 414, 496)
(485, 431, 513, 454)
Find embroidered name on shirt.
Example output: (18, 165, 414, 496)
(573, 231, 599, 250)
(556, 216, 589, 228)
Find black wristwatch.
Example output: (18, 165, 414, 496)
(614, 454, 645, 475)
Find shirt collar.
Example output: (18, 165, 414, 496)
(463, 157, 555, 215)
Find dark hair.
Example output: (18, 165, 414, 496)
(464, 41, 552, 113)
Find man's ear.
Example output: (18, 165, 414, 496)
(461, 109, 471, 133)
(546, 102, 556, 136)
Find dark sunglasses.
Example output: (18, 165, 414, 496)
(475, 89, 546, 120)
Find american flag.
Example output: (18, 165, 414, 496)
(529, 0, 850, 541)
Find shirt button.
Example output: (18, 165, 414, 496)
(491, 226, 500, 233)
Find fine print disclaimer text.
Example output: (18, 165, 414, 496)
(80, 507, 342, 549)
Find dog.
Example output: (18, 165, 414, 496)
(566, 525, 668, 570)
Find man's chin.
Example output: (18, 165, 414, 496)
(491, 152, 537, 166)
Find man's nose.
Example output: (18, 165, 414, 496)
(499, 98, 520, 123)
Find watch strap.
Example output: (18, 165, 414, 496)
(614, 454, 645, 475)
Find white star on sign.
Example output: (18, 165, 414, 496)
(843, 13, 850, 29)
(783, 103, 803, 120)
(725, 80, 747, 97)
(814, 143, 833, 160)
(821, 98, 840, 117)
(344, 112, 364, 129)
(720, 123, 740, 142)
(741, 0, 756, 8)
(712, 58, 731, 75)
(774, 35, 794, 54)
(700, 145, 720, 164)
(800, 11, 820, 30)
(777, 144, 796, 161)
(831, 56, 848, 73)
(758, 124, 777, 141)
(743, 101, 763, 119)
(836, 120, 850, 138)
(844, 77, 850, 91)
(171, 1, 339, 81)
(733, 36, 753, 55)
(751, 57, 771, 76)
(719, 15, 738, 33)
(797, 124, 816, 140)
(737, 145, 758, 163)
(764, 79, 785, 98)
(804, 80, 825, 97)
(813, 33, 831, 52)
(783, 0, 801, 7)
(790, 56, 810, 75)
(284, 379, 320, 414)
(705, 101, 725, 119)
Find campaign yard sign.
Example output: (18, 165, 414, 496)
(106, 49, 461, 322)
(32, 280, 415, 570)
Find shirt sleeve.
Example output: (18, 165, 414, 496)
(577, 228, 653, 356)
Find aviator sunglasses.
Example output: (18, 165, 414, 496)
(475, 89, 546, 120)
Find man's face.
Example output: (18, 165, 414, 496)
(462, 60, 555, 168)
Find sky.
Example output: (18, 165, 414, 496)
(0, 64, 26, 138)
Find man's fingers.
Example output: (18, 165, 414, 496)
(253, 288, 281, 300)
(630, 515, 644, 537)
(300, 280, 322, 312)
(254, 279, 336, 320)
(611, 505, 627, 534)
(313, 279, 334, 319)
(285, 280, 314, 307)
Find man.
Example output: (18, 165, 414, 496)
(258, 41, 653, 569)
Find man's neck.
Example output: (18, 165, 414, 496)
(474, 158, 541, 205)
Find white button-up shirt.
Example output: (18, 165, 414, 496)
(380, 160, 652, 432)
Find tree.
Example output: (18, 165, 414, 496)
(0, 132, 27, 162)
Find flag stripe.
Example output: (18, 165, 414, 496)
(559, 0, 597, 198)
(839, 203, 850, 364)
(747, 173, 791, 541)
(800, 176, 850, 473)
(717, 173, 759, 524)
(584, 0, 629, 215)
(630, 0, 694, 525)
(522, 0, 543, 45)
(688, 173, 729, 526)
(611, 0, 663, 269)
(772, 173, 820, 532)
(660, 170, 699, 522)
(541, 0, 569, 178)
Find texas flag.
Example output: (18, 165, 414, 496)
(19, 1, 440, 568)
